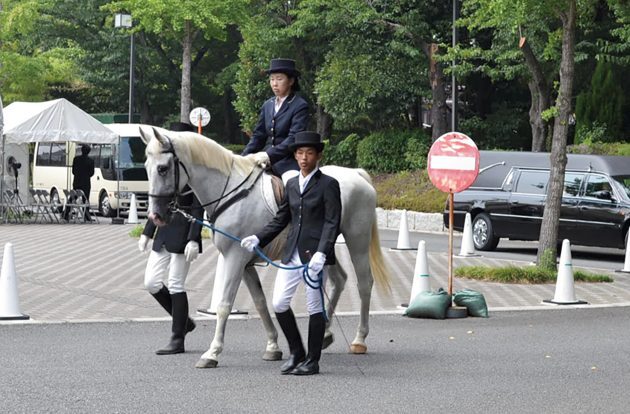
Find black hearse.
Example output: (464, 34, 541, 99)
(444, 151, 630, 251)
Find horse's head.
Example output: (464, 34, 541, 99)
(141, 127, 190, 227)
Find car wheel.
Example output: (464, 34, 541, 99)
(472, 213, 499, 251)
(50, 188, 62, 214)
(99, 192, 116, 217)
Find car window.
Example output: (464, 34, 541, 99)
(584, 175, 613, 198)
(612, 175, 630, 198)
(515, 170, 548, 195)
(563, 173, 584, 197)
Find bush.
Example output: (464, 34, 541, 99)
(568, 140, 630, 156)
(373, 170, 448, 213)
(223, 143, 246, 154)
(323, 133, 361, 167)
(357, 129, 430, 173)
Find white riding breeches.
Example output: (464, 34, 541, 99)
(272, 251, 327, 315)
(144, 247, 191, 294)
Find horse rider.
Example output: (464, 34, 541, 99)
(139, 184, 203, 355)
(241, 131, 341, 375)
(241, 58, 309, 184)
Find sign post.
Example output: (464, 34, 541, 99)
(427, 132, 479, 305)
(189, 107, 211, 134)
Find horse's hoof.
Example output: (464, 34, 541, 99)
(350, 343, 367, 354)
(263, 350, 283, 361)
(322, 333, 334, 350)
(195, 358, 218, 368)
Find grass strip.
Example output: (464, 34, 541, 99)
(455, 265, 613, 284)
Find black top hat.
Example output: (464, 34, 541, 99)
(289, 131, 324, 152)
(266, 58, 300, 77)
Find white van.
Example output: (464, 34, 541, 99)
(31, 123, 150, 217)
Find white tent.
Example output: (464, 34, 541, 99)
(1, 98, 119, 208)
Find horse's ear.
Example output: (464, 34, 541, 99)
(152, 127, 171, 148)
(138, 127, 152, 145)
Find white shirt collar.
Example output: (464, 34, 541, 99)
(299, 167, 318, 193)
(274, 95, 288, 114)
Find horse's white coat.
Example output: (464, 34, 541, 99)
(143, 129, 391, 368)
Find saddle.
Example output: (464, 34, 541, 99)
(270, 175, 285, 206)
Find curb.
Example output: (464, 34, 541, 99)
(377, 209, 445, 233)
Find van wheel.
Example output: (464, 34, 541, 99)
(99, 192, 116, 217)
(472, 213, 499, 251)
(50, 189, 62, 214)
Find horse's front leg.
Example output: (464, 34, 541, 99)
(196, 256, 243, 369)
(242, 265, 282, 361)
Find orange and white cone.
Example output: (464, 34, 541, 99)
(544, 239, 587, 305)
(404, 240, 431, 307)
(0, 243, 29, 320)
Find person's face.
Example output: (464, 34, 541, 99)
(269, 73, 294, 98)
(294, 146, 321, 176)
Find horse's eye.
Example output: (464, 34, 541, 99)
(157, 165, 169, 176)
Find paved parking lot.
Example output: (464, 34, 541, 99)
(1, 222, 629, 323)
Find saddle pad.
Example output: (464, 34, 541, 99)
(260, 173, 282, 216)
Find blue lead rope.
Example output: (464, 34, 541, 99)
(176, 209, 327, 320)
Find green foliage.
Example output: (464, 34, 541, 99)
(455, 265, 613, 284)
(538, 248, 557, 272)
(373, 170, 448, 213)
(128, 224, 144, 238)
(568, 140, 630, 156)
(322, 133, 361, 168)
(459, 108, 531, 150)
(222, 143, 246, 154)
(357, 129, 430, 173)
(574, 61, 626, 143)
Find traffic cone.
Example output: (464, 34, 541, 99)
(0, 243, 29, 320)
(616, 235, 630, 273)
(197, 254, 247, 316)
(457, 213, 479, 257)
(336, 233, 345, 244)
(393, 210, 414, 250)
(402, 240, 431, 307)
(127, 193, 139, 224)
(544, 239, 587, 305)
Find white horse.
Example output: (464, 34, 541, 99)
(141, 128, 390, 369)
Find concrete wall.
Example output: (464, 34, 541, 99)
(376, 208, 444, 232)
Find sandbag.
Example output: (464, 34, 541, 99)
(453, 289, 488, 317)
(404, 288, 451, 319)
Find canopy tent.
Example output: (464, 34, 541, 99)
(1, 98, 119, 212)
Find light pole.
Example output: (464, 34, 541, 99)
(113, 13, 133, 224)
(451, 0, 458, 132)
(114, 13, 134, 123)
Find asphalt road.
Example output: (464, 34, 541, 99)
(379, 229, 626, 272)
(2, 308, 630, 413)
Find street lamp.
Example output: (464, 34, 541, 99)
(114, 13, 134, 124)
(451, 0, 458, 132)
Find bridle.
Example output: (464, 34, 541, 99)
(148, 135, 264, 221)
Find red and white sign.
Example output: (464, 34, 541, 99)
(427, 132, 479, 193)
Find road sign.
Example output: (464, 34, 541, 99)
(427, 132, 479, 193)
(189, 107, 211, 127)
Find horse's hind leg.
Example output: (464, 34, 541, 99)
(241, 265, 282, 361)
(345, 236, 374, 354)
(322, 262, 348, 349)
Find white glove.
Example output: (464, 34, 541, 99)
(308, 252, 327, 276)
(245, 151, 270, 168)
(138, 235, 150, 253)
(184, 241, 200, 262)
(240, 235, 260, 252)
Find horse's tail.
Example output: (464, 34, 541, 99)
(369, 217, 392, 293)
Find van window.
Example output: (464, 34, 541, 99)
(36, 143, 52, 166)
(563, 173, 585, 197)
(119, 137, 146, 168)
(515, 170, 548, 195)
(50, 143, 66, 167)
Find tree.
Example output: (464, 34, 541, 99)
(104, 0, 249, 124)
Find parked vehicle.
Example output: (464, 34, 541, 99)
(32, 123, 150, 217)
(444, 151, 630, 251)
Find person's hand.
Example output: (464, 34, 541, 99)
(184, 241, 200, 262)
(240, 235, 260, 252)
(245, 151, 270, 168)
(308, 252, 326, 277)
(138, 235, 150, 253)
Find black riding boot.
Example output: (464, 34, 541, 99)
(156, 292, 190, 355)
(292, 312, 325, 375)
(151, 285, 195, 333)
(276, 309, 305, 374)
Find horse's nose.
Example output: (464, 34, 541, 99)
(149, 212, 167, 227)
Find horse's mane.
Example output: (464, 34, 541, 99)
(147, 131, 256, 176)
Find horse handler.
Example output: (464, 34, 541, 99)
(241, 131, 341, 376)
(139, 185, 203, 355)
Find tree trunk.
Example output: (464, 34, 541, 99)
(520, 38, 549, 152)
(536, 0, 576, 269)
(425, 43, 448, 141)
(315, 105, 334, 142)
(179, 21, 193, 124)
